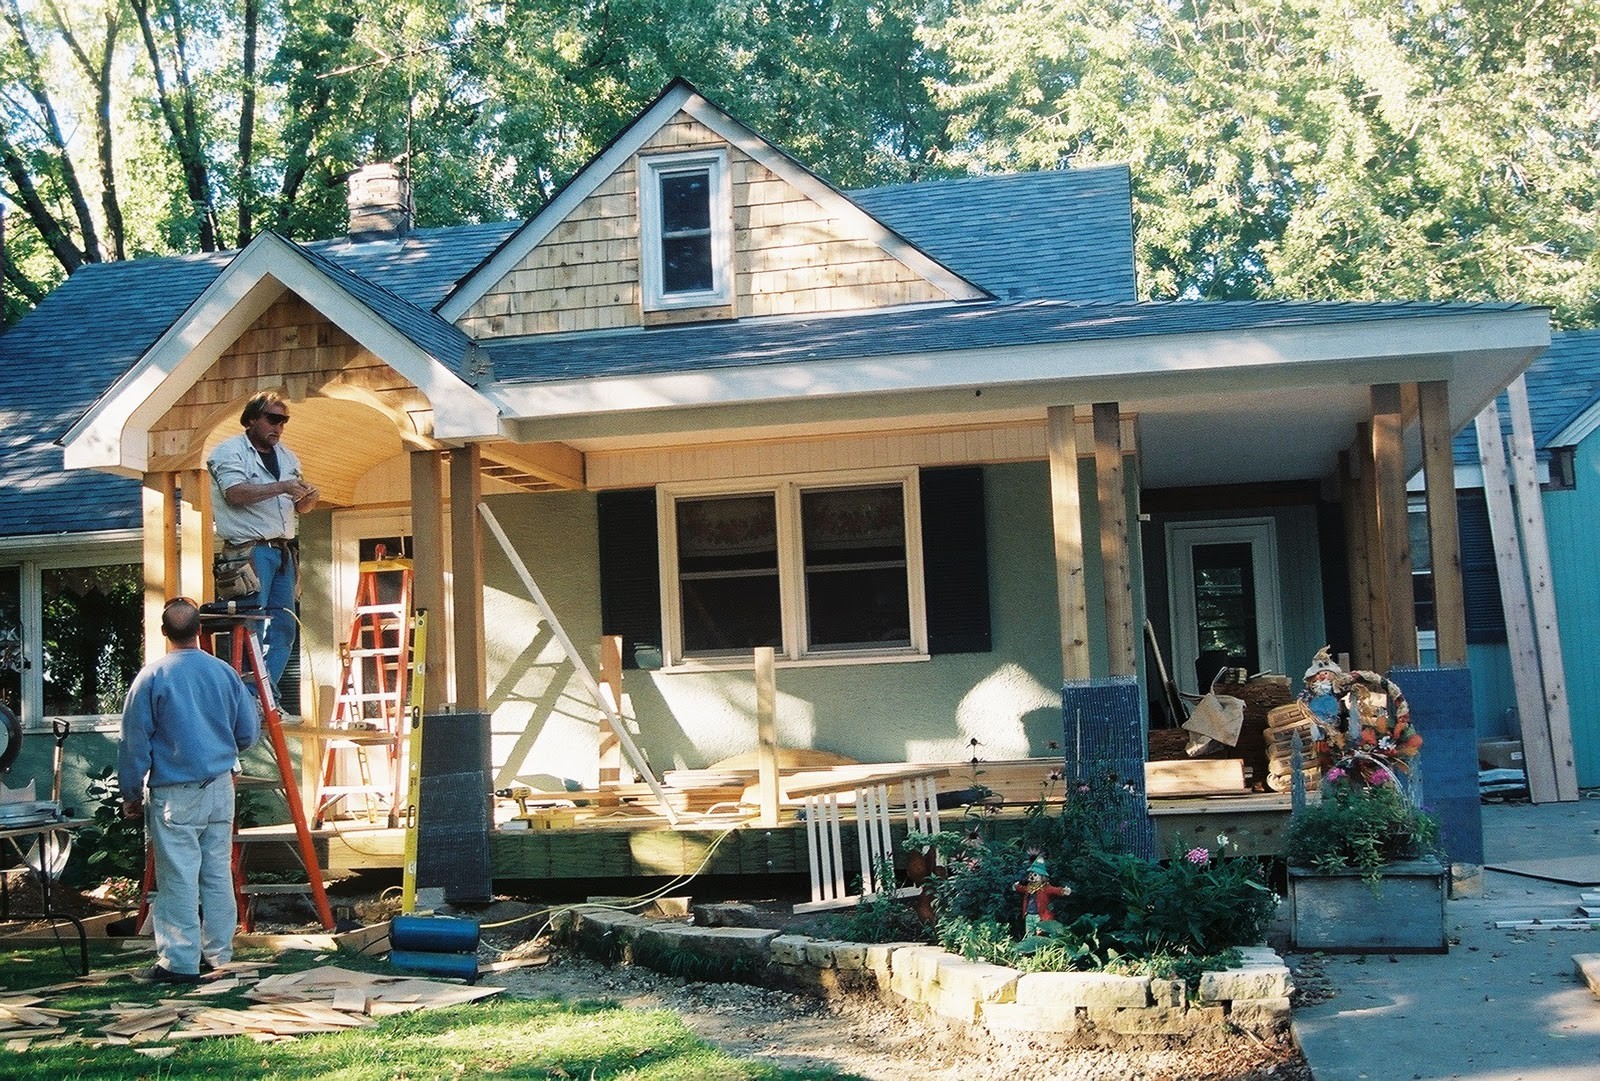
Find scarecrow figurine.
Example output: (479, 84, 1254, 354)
(1014, 853, 1070, 937)
(1301, 646, 1347, 741)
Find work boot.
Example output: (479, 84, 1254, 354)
(137, 964, 200, 985)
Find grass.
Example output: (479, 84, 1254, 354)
(0, 943, 853, 1080)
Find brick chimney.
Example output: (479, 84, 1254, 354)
(347, 163, 411, 242)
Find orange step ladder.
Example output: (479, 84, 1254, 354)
(312, 551, 416, 829)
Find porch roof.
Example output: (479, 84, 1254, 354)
(1451, 327, 1600, 467)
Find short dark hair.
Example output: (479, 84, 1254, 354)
(161, 597, 202, 642)
(240, 391, 287, 426)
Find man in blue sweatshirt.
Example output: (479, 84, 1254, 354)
(119, 597, 260, 984)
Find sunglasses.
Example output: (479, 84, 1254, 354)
(261, 413, 290, 426)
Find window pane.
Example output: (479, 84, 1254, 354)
(662, 236, 714, 294)
(660, 172, 711, 232)
(41, 564, 142, 716)
(802, 486, 910, 649)
(677, 495, 781, 654)
(0, 566, 20, 716)
(1191, 542, 1259, 672)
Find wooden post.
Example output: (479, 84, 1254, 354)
(1094, 403, 1136, 677)
(1338, 450, 1376, 671)
(1047, 406, 1091, 681)
(597, 635, 625, 807)
(1504, 377, 1579, 800)
(1355, 422, 1391, 673)
(449, 444, 486, 711)
(754, 645, 780, 827)
(141, 473, 179, 665)
(178, 469, 213, 603)
(1372, 384, 1418, 668)
(1418, 381, 1468, 666)
(409, 450, 448, 712)
(1476, 404, 1560, 803)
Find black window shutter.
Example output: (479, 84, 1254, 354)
(920, 467, 992, 654)
(1457, 491, 1507, 644)
(597, 489, 662, 669)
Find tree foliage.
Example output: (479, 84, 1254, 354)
(1, 0, 1596, 328)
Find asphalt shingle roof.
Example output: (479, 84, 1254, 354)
(483, 298, 1534, 385)
(1453, 328, 1600, 465)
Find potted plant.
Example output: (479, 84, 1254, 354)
(1280, 655, 1447, 953)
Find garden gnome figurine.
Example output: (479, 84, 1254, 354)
(1014, 854, 1070, 936)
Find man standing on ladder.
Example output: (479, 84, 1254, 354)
(207, 392, 319, 703)
(119, 598, 260, 984)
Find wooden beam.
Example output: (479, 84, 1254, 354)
(597, 636, 624, 807)
(1505, 376, 1579, 800)
(1418, 381, 1467, 665)
(1094, 402, 1136, 677)
(479, 440, 585, 492)
(141, 473, 179, 666)
(1355, 421, 1391, 673)
(1338, 450, 1376, 671)
(1047, 406, 1090, 681)
(1371, 386, 1417, 668)
(178, 469, 213, 603)
(1476, 404, 1560, 803)
(754, 646, 780, 827)
(449, 445, 487, 711)
(409, 450, 449, 713)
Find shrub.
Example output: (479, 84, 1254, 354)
(1285, 773, 1440, 884)
(63, 766, 144, 888)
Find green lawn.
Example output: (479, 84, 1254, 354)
(0, 944, 852, 1080)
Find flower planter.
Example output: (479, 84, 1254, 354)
(1287, 857, 1448, 953)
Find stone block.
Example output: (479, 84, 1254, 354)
(1575, 953, 1600, 998)
(935, 957, 1018, 1005)
(1229, 996, 1291, 1034)
(832, 942, 868, 970)
(1090, 1003, 1225, 1037)
(1149, 977, 1188, 1009)
(931, 983, 983, 1023)
(769, 934, 813, 966)
(889, 945, 947, 1001)
(804, 939, 841, 968)
(692, 901, 762, 927)
(981, 1002, 1081, 1042)
(1016, 971, 1151, 1008)
(1197, 962, 1292, 1003)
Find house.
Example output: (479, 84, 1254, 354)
(1432, 329, 1600, 787)
(1, 82, 1552, 875)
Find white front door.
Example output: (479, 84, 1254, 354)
(1167, 519, 1285, 693)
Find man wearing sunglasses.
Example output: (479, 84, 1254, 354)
(205, 392, 320, 702)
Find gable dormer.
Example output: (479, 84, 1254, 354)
(443, 82, 984, 338)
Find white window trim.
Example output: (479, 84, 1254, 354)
(656, 467, 928, 671)
(638, 149, 733, 312)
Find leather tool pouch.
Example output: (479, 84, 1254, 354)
(213, 540, 261, 601)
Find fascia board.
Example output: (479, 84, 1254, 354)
(676, 96, 986, 302)
(1548, 403, 1600, 449)
(64, 234, 503, 473)
(436, 85, 698, 323)
(0, 527, 142, 561)
(491, 309, 1551, 428)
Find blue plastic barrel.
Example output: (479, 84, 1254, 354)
(389, 948, 480, 982)
(389, 914, 480, 953)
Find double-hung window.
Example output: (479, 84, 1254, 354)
(659, 470, 926, 666)
(638, 150, 732, 311)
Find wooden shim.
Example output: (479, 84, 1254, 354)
(1476, 405, 1561, 803)
(331, 987, 369, 1014)
(1493, 918, 1600, 930)
(1505, 375, 1579, 801)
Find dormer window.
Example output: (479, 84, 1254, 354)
(639, 150, 732, 312)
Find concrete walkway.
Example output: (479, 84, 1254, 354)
(1291, 798, 1600, 1081)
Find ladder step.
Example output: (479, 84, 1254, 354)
(317, 784, 391, 796)
(354, 605, 405, 617)
(240, 882, 313, 895)
(347, 647, 403, 658)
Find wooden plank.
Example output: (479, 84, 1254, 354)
(1047, 405, 1091, 681)
(1094, 402, 1136, 676)
(449, 445, 487, 711)
(596, 636, 624, 808)
(754, 646, 781, 827)
(1505, 375, 1579, 800)
(179, 468, 213, 603)
(1418, 381, 1467, 665)
(1339, 450, 1376, 670)
(1356, 421, 1390, 672)
(142, 473, 178, 665)
(1372, 384, 1418, 667)
(409, 450, 448, 714)
(1145, 759, 1248, 797)
(1476, 404, 1560, 802)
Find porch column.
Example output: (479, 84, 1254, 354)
(410, 449, 449, 712)
(1047, 405, 1090, 681)
(178, 468, 213, 602)
(1372, 384, 1418, 668)
(1418, 381, 1467, 665)
(449, 444, 487, 711)
(1338, 449, 1376, 671)
(141, 472, 180, 665)
(1093, 403, 1137, 677)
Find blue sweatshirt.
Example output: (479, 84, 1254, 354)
(118, 647, 261, 795)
